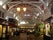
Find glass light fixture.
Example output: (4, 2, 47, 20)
(23, 7, 27, 12)
(17, 7, 20, 12)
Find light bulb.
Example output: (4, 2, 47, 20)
(17, 7, 20, 12)
(23, 7, 27, 12)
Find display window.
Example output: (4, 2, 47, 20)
(0, 25, 2, 37)
(3, 27, 6, 33)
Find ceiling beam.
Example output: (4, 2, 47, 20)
(7, 1, 41, 4)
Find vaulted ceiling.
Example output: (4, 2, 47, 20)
(0, 0, 52, 28)
(7, 4, 41, 24)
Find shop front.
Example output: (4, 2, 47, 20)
(0, 18, 8, 39)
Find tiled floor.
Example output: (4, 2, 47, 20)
(8, 33, 43, 40)
(1, 33, 43, 40)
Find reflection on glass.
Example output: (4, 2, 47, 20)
(3, 27, 6, 33)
